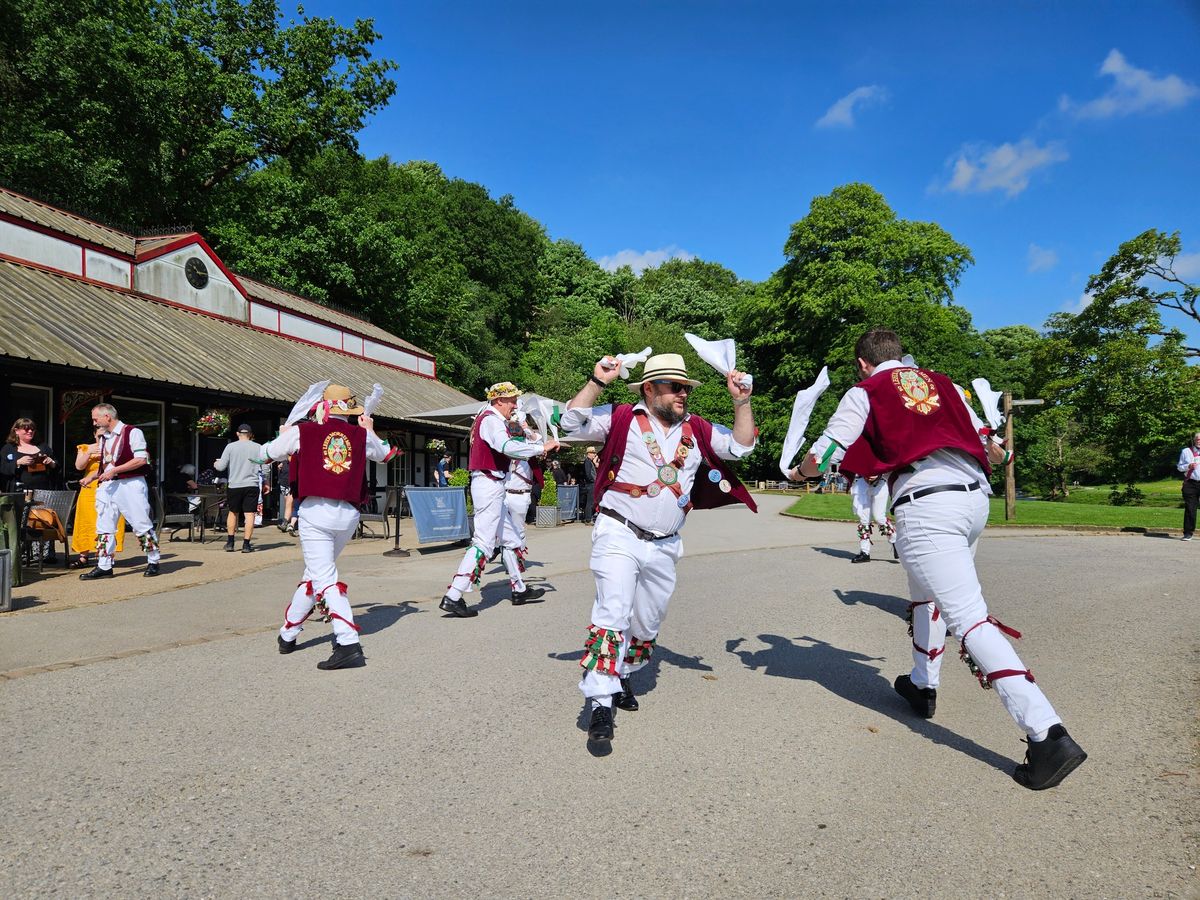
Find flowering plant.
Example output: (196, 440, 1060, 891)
(427, 438, 447, 454)
(195, 409, 231, 436)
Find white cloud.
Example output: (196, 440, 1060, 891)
(596, 245, 695, 275)
(1027, 243, 1059, 273)
(939, 139, 1069, 197)
(815, 85, 889, 129)
(1062, 291, 1094, 315)
(1172, 251, 1200, 280)
(1060, 49, 1198, 119)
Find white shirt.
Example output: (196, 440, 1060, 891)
(99, 421, 149, 475)
(473, 408, 546, 480)
(561, 402, 755, 537)
(1177, 445, 1200, 481)
(262, 418, 389, 464)
(808, 359, 993, 500)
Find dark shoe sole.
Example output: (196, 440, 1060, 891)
(1013, 746, 1088, 791)
(317, 646, 365, 670)
(894, 675, 936, 718)
(143, 567, 160, 577)
(79, 570, 114, 580)
(613, 694, 639, 712)
(439, 600, 478, 618)
(278, 636, 297, 654)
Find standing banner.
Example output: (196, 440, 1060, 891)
(406, 486, 470, 543)
(557, 484, 579, 523)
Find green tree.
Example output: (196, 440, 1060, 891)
(634, 257, 748, 338)
(0, 0, 396, 227)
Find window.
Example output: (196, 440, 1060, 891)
(113, 397, 163, 485)
(8, 384, 51, 442)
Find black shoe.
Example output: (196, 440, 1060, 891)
(613, 677, 639, 712)
(317, 641, 365, 670)
(143, 563, 160, 577)
(893, 544, 900, 560)
(224, 537, 235, 552)
(439, 595, 479, 618)
(277, 635, 297, 654)
(588, 704, 614, 742)
(79, 566, 114, 580)
(851, 551, 871, 564)
(511, 586, 546, 605)
(242, 540, 254, 553)
(490, 547, 502, 562)
(894, 674, 937, 718)
(1012, 724, 1088, 790)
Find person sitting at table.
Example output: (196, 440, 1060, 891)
(2, 417, 60, 564)
(71, 425, 126, 569)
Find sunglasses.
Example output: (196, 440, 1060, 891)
(651, 380, 694, 395)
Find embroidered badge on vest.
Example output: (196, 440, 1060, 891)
(892, 369, 940, 415)
(322, 431, 353, 474)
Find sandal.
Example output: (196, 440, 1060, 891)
(69, 556, 91, 569)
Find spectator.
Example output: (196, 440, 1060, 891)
(213, 424, 270, 553)
(70, 425, 126, 568)
(275, 456, 298, 535)
(549, 458, 568, 485)
(580, 446, 598, 524)
(2, 417, 60, 564)
(1177, 431, 1200, 541)
(434, 450, 453, 487)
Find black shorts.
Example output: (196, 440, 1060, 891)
(226, 486, 259, 515)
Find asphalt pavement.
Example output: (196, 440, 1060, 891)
(1, 494, 1196, 897)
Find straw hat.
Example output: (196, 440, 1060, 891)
(627, 353, 701, 388)
(315, 384, 364, 421)
(486, 381, 523, 401)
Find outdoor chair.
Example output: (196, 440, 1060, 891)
(26, 489, 76, 571)
(158, 486, 199, 542)
(356, 486, 398, 539)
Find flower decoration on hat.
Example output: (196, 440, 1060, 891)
(313, 384, 364, 424)
(486, 382, 523, 401)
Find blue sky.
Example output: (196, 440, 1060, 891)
(302, 1, 1200, 334)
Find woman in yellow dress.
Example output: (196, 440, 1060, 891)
(70, 426, 124, 568)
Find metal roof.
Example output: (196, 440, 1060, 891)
(237, 275, 432, 358)
(0, 188, 135, 255)
(0, 259, 477, 425)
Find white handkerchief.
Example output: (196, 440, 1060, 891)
(610, 347, 653, 380)
(362, 383, 384, 418)
(971, 378, 1005, 430)
(779, 367, 831, 478)
(901, 354, 917, 367)
(285, 380, 331, 427)
(685, 333, 752, 388)
(518, 394, 565, 442)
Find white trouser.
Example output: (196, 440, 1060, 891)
(579, 512, 684, 703)
(851, 478, 895, 555)
(445, 475, 526, 600)
(503, 490, 531, 550)
(279, 497, 360, 646)
(894, 489, 1060, 737)
(95, 478, 160, 570)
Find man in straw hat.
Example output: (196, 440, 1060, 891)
(439, 382, 558, 618)
(561, 352, 756, 746)
(262, 384, 387, 670)
(789, 328, 1086, 790)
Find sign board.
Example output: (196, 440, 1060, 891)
(406, 487, 470, 544)
(557, 484, 579, 522)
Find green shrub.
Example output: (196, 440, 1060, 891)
(447, 468, 469, 488)
(539, 473, 558, 507)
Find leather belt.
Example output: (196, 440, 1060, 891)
(599, 507, 677, 542)
(892, 481, 981, 510)
(506, 489, 530, 495)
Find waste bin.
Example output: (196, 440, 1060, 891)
(0, 492, 23, 592)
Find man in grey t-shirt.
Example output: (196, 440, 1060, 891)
(214, 424, 270, 552)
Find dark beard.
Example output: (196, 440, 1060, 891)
(648, 395, 685, 426)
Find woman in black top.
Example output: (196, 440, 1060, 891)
(1, 417, 58, 491)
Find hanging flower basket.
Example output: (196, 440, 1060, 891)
(195, 409, 231, 436)
(427, 438, 447, 454)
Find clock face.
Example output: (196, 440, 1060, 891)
(185, 256, 209, 289)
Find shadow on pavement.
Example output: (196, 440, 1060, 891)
(725, 633, 1014, 774)
(833, 588, 908, 621)
(354, 600, 421, 636)
(813, 546, 857, 560)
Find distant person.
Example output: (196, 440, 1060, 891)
(846, 472, 897, 563)
(71, 424, 125, 569)
(580, 446, 598, 524)
(434, 450, 453, 487)
(79, 403, 161, 579)
(1177, 431, 1200, 541)
(214, 424, 269, 552)
(2, 417, 60, 564)
(274, 456, 298, 535)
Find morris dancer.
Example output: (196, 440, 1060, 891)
(562, 353, 756, 746)
(790, 328, 1086, 790)
(79, 403, 161, 579)
(500, 412, 541, 580)
(847, 472, 896, 563)
(264, 384, 387, 670)
(439, 383, 556, 618)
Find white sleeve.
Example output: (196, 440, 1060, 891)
(704, 420, 756, 460)
(262, 429, 301, 462)
(955, 384, 988, 439)
(127, 427, 150, 460)
(365, 430, 388, 463)
(808, 387, 869, 469)
(1179, 448, 1194, 473)
(480, 414, 545, 461)
(559, 404, 613, 443)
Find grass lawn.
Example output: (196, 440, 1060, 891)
(780, 491, 1183, 529)
(1057, 478, 1184, 508)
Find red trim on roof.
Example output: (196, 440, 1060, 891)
(0, 252, 441, 381)
(134, 234, 249, 301)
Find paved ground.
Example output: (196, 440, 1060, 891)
(1, 495, 1196, 897)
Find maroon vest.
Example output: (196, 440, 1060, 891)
(104, 425, 147, 481)
(468, 408, 511, 473)
(593, 405, 757, 513)
(840, 367, 990, 478)
(294, 420, 368, 505)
